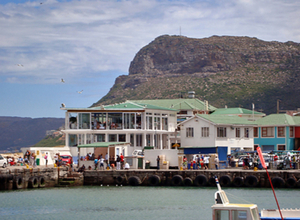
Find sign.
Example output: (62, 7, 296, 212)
(256, 147, 267, 169)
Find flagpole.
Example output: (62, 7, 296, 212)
(257, 147, 283, 220)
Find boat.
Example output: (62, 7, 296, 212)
(211, 176, 300, 220)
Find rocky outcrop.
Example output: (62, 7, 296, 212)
(92, 35, 300, 114)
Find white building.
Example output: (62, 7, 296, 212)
(179, 114, 256, 154)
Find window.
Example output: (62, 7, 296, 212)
(118, 134, 126, 142)
(109, 134, 117, 142)
(95, 134, 105, 142)
(290, 127, 294, 138)
(217, 127, 227, 137)
(278, 127, 285, 137)
(244, 128, 249, 138)
(186, 127, 194, 137)
(146, 113, 153, 130)
(262, 127, 274, 137)
(130, 134, 134, 147)
(254, 127, 258, 137)
(201, 127, 209, 137)
(214, 210, 229, 220)
(236, 128, 240, 138)
(78, 113, 90, 129)
(278, 145, 285, 150)
(136, 134, 142, 147)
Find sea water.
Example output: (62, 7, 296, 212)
(0, 186, 299, 220)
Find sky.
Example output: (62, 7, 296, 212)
(0, 0, 300, 118)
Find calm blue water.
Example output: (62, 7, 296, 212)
(0, 186, 299, 220)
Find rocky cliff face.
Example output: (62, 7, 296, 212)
(93, 35, 300, 114)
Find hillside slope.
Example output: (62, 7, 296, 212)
(0, 117, 64, 151)
(93, 35, 300, 114)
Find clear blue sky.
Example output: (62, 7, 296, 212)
(1, 0, 300, 118)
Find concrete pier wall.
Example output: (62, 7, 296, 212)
(84, 169, 300, 188)
(0, 167, 70, 190)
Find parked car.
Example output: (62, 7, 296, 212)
(60, 155, 73, 165)
(0, 154, 7, 168)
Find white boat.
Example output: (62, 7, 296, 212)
(211, 176, 300, 220)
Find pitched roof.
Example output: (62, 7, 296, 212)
(104, 101, 177, 111)
(196, 114, 256, 125)
(130, 98, 217, 111)
(255, 114, 297, 126)
(211, 108, 265, 116)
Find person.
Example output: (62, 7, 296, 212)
(99, 157, 104, 170)
(105, 153, 108, 165)
(182, 156, 187, 170)
(8, 157, 14, 166)
(116, 155, 121, 170)
(214, 156, 219, 170)
(33, 153, 37, 167)
(204, 155, 210, 169)
(78, 164, 85, 172)
(44, 152, 49, 167)
(190, 159, 193, 170)
(88, 165, 92, 170)
(25, 150, 30, 161)
(156, 155, 160, 170)
(120, 153, 124, 169)
(274, 154, 278, 169)
(54, 153, 58, 166)
(124, 162, 130, 170)
(196, 155, 200, 169)
(17, 156, 23, 165)
(94, 158, 98, 170)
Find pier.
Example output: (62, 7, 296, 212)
(1, 166, 300, 190)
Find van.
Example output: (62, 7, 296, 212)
(0, 154, 7, 168)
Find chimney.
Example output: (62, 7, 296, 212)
(188, 91, 195, 98)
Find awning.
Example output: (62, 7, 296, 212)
(77, 142, 130, 148)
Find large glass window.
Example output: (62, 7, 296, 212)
(124, 113, 135, 129)
(108, 113, 122, 129)
(232, 210, 247, 220)
(92, 113, 107, 130)
(186, 127, 194, 137)
(146, 113, 153, 130)
(146, 134, 151, 146)
(69, 113, 77, 129)
(78, 134, 85, 145)
(162, 114, 168, 131)
(217, 127, 227, 137)
(78, 113, 90, 129)
(154, 113, 161, 130)
(136, 113, 142, 129)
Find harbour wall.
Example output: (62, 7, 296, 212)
(84, 169, 300, 188)
(1, 168, 300, 190)
(0, 167, 83, 190)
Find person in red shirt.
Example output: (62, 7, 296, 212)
(274, 154, 278, 169)
(120, 153, 124, 169)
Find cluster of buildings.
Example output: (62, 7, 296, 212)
(59, 91, 300, 169)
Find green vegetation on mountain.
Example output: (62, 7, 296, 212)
(92, 35, 300, 114)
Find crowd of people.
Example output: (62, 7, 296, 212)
(181, 154, 219, 170)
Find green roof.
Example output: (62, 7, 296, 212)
(211, 108, 265, 116)
(255, 114, 297, 126)
(130, 98, 217, 111)
(77, 142, 130, 148)
(197, 114, 256, 125)
(104, 101, 177, 111)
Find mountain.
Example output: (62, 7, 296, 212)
(0, 117, 65, 152)
(92, 35, 300, 114)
